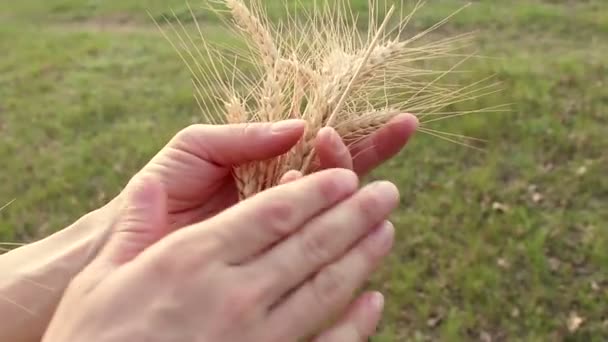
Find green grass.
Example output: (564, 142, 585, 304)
(1, 0, 607, 340)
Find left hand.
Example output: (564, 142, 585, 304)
(100, 114, 416, 262)
(88, 114, 416, 282)
(124, 114, 418, 230)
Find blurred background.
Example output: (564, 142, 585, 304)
(0, 0, 606, 340)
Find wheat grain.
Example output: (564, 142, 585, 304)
(225, 0, 278, 70)
(158, 0, 502, 198)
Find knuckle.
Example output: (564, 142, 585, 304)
(318, 174, 341, 201)
(357, 190, 382, 214)
(316, 169, 357, 202)
(258, 201, 295, 238)
(300, 229, 332, 266)
(313, 264, 346, 306)
(240, 122, 263, 139)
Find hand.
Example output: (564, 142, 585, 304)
(101, 114, 416, 265)
(0, 116, 416, 342)
(44, 169, 400, 341)
(127, 114, 418, 229)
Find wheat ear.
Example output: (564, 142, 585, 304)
(158, 0, 502, 198)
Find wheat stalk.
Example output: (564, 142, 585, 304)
(155, 0, 504, 199)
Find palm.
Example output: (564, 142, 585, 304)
(141, 137, 241, 228)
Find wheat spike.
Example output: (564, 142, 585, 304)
(157, 0, 502, 199)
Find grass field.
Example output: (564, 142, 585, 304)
(1, 0, 607, 340)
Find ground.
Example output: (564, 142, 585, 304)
(1, 0, 606, 340)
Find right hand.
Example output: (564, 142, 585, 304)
(43, 168, 400, 342)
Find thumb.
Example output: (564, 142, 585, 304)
(169, 120, 306, 167)
(97, 172, 169, 267)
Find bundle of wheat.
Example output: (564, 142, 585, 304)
(155, 0, 504, 200)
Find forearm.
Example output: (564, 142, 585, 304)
(0, 201, 117, 342)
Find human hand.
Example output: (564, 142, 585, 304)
(127, 114, 417, 229)
(0, 116, 415, 342)
(96, 114, 416, 265)
(44, 168, 400, 341)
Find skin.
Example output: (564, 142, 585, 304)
(0, 114, 418, 341)
(44, 169, 400, 341)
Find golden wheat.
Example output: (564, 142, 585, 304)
(155, 0, 506, 199)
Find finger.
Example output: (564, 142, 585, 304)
(350, 113, 418, 176)
(165, 120, 306, 168)
(313, 292, 384, 342)
(182, 169, 359, 264)
(255, 181, 398, 301)
(279, 170, 304, 185)
(269, 221, 395, 341)
(143, 120, 307, 214)
(97, 173, 169, 266)
(316, 127, 354, 171)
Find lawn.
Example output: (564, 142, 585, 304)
(1, 0, 607, 340)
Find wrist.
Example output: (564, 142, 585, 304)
(2, 197, 119, 276)
(0, 196, 121, 341)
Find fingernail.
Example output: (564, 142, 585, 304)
(369, 221, 394, 250)
(370, 292, 385, 312)
(329, 129, 343, 148)
(390, 113, 419, 134)
(404, 113, 419, 125)
(369, 181, 400, 202)
(272, 119, 305, 133)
